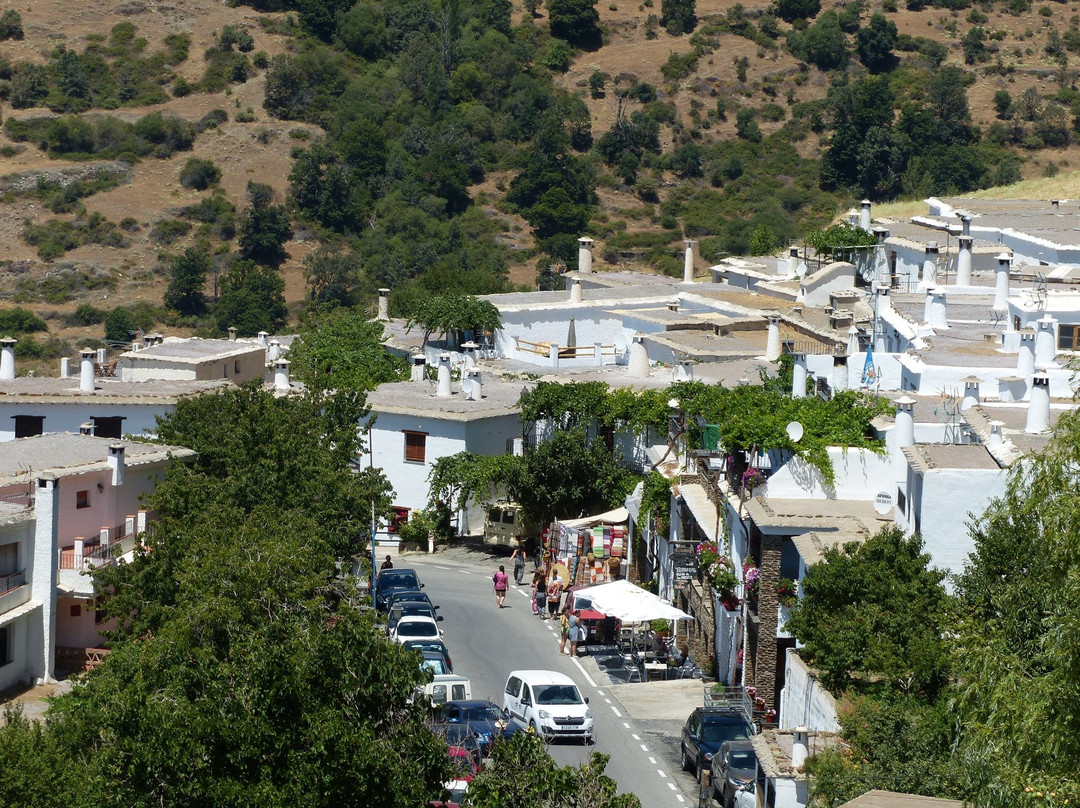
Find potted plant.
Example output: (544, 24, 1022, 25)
(777, 577, 799, 607)
(696, 541, 739, 601)
(743, 562, 760, 600)
(650, 618, 671, 638)
(740, 468, 766, 491)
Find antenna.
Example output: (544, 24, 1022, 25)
(785, 421, 804, 443)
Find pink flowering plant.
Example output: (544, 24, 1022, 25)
(741, 468, 766, 491)
(744, 562, 761, 599)
(696, 541, 739, 598)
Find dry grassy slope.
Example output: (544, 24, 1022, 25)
(4, 0, 1080, 342)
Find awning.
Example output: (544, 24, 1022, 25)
(674, 483, 720, 543)
(577, 579, 690, 623)
(559, 507, 629, 529)
(0, 599, 41, 628)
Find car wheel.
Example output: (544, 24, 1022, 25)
(680, 744, 690, 772)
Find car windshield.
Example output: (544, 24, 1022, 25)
(422, 658, 450, 675)
(405, 640, 445, 654)
(534, 684, 583, 705)
(397, 621, 437, 638)
(379, 571, 419, 588)
(703, 722, 751, 744)
(729, 750, 756, 769)
(463, 705, 502, 721)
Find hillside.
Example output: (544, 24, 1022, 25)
(1, 0, 1080, 370)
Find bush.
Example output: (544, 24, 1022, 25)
(151, 218, 194, 245)
(543, 39, 573, 71)
(104, 307, 136, 343)
(179, 157, 221, 190)
(66, 303, 106, 326)
(0, 306, 48, 334)
(0, 9, 23, 40)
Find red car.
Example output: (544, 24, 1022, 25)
(565, 585, 618, 644)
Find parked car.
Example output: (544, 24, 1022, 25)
(436, 699, 526, 757)
(388, 601, 440, 634)
(386, 589, 437, 613)
(402, 638, 453, 672)
(422, 674, 472, 706)
(679, 707, 754, 782)
(375, 568, 424, 611)
(564, 585, 613, 643)
(391, 615, 443, 644)
(502, 670, 594, 744)
(420, 649, 453, 677)
(710, 740, 758, 808)
(431, 721, 483, 768)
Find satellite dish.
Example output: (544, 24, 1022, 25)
(873, 491, 894, 516)
(786, 421, 804, 443)
(796, 262, 807, 278)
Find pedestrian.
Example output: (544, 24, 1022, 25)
(533, 569, 547, 618)
(546, 570, 563, 619)
(510, 541, 526, 586)
(559, 607, 570, 655)
(380, 555, 393, 570)
(493, 565, 509, 608)
(569, 609, 584, 658)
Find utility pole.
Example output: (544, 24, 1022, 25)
(370, 501, 378, 604)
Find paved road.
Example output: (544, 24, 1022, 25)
(397, 544, 709, 808)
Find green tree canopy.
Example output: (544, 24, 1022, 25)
(238, 182, 293, 266)
(163, 245, 210, 316)
(404, 293, 501, 345)
(213, 258, 288, 336)
(547, 0, 601, 46)
(288, 308, 407, 393)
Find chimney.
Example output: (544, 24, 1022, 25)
(627, 334, 649, 378)
(227, 326, 237, 342)
(791, 354, 807, 399)
(570, 276, 583, 304)
(846, 325, 860, 357)
(436, 353, 452, 398)
(410, 354, 426, 382)
(993, 253, 1012, 312)
(60, 357, 70, 378)
(107, 443, 125, 487)
(860, 199, 872, 230)
(465, 368, 483, 401)
(1017, 331, 1036, 379)
(924, 287, 948, 329)
(875, 283, 892, 312)
(1051, 199, 1060, 211)
(1025, 373, 1050, 433)
(378, 288, 390, 321)
(142, 333, 153, 349)
(787, 246, 798, 276)
(152, 334, 164, 346)
(1034, 314, 1057, 367)
(258, 331, 269, 347)
(791, 727, 809, 771)
(577, 237, 594, 274)
(667, 297, 679, 313)
(987, 419, 1004, 450)
(268, 340, 281, 362)
(894, 396, 916, 449)
(832, 355, 848, 392)
(97, 348, 107, 364)
(961, 214, 971, 237)
(919, 242, 939, 290)
(955, 236, 973, 287)
(461, 341, 479, 370)
(79, 422, 93, 436)
(0, 337, 15, 380)
(683, 240, 696, 284)
(676, 359, 694, 382)
(273, 359, 290, 391)
(872, 227, 891, 286)
(765, 315, 781, 362)
(80, 349, 95, 393)
(961, 376, 980, 411)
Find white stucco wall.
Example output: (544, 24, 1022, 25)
(767, 778, 808, 808)
(0, 518, 35, 692)
(0, 402, 172, 442)
(763, 449, 893, 501)
(495, 308, 642, 361)
(800, 263, 855, 307)
(779, 651, 839, 732)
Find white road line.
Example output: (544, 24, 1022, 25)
(596, 689, 605, 696)
(570, 657, 596, 688)
(610, 706, 622, 717)
(631, 733, 640, 740)
(657, 770, 667, 778)
(667, 782, 677, 791)
(640, 744, 649, 752)
(648, 757, 657, 765)
(603, 698, 612, 704)
(676, 795, 685, 803)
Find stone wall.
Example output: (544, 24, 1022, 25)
(754, 535, 783, 708)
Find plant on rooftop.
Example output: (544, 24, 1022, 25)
(403, 294, 502, 348)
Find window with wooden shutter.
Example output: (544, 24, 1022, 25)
(404, 431, 427, 463)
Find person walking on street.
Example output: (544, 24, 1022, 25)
(559, 608, 570, 655)
(380, 555, 394, 570)
(493, 565, 509, 608)
(510, 542, 526, 586)
(569, 610, 584, 658)
(546, 570, 563, 620)
(532, 569, 547, 618)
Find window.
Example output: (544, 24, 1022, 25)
(0, 627, 9, 666)
(92, 416, 124, 439)
(0, 542, 17, 576)
(897, 488, 906, 516)
(70, 604, 81, 618)
(13, 415, 45, 439)
(76, 490, 90, 509)
(403, 431, 427, 463)
(234, 360, 241, 375)
(1058, 324, 1080, 351)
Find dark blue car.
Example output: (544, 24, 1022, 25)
(436, 699, 526, 757)
(679, 707, 754, 782)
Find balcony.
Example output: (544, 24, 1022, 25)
(60, 535, 138, 571)
(0, 569, 28, 615)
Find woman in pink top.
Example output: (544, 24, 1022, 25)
(493, 565, 509, 608)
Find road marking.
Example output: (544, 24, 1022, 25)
(657, 769, 667, 778)
(648, 757, 656, 765)
(596, 689, 605, 696)
(604, 698, 612, 704)
(640, 744, 649, 752)
(623, 723, 631, 729)
(631, 733, 640, 740)
(610, 706, 622, 717)
(676, 795, 685, 803)
(667, 782, 677, 791)
(570, 657, 596, 687)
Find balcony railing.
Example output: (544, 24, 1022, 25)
(0, 569, 26, 596)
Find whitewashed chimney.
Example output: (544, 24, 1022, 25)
(228, 326, 237, 342)
(0, 338, 15, 380)
(436, 353, 452, 398)
(1025, 373, 1050, 433)
(1035, 314, 1057, 367)
(895, 396, 916, 449)
(627, 334, 649, 378)
(956, 236, 973, 286)
(765, 315, 781, 362)
(994, 254, 1012, 312)
(578, 237, 594, 274)
(32, 474, 60, 682)
(786, 246, 799, 276)
(872, 227, 891, 286)
(961, 376, 980, 411)
(847, 325, 860, 356)
(461, 341, 478, 370)
(676, 359, 694, 381)
(97, 348, 107, 364)
(79, 422, 93, 436)
(919, 243, 939, 290)
(832, 355, 848, 392)
(378, 288, 390, 320)
(410, 354, 426, 382)
(268, 340, 281, 362)
(683, 240, 696, 284)
(1017, 330, 1036, 379)
(791, 354, 807, 399)
(274, 359, 290, 391)
(79, 349, 95, 393)
(925, 287, 948, 329)
(668, 297, 679, 313)
(1051, 199, 1060, 211)
(961, 214, 971, 237)
(108, 443, 125, 487)
(465, 368, 483, 401)
(792, 727, 809, 771)
(258, 331, 269, 347)
(570, 277, 583, 304)
(988, 419, 1004, 450)
(860, 199, 871, 230)
(60, 357, 70, 378)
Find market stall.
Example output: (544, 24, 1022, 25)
(546, 507, 629, 587)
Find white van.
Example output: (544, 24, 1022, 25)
(502, 670, 594, 744)
(418, 674, 472, 706)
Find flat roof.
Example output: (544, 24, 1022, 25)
(751, 728, 841, 780)
(365, 373, 527, 421)
(838, 790, 966, 808)
(120, 337, 264, 363)
(903, 443, 1000, 473)
(0, 377, 235, 403)
(0, 433, 195, 484)
(744, 497, 890, 536)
